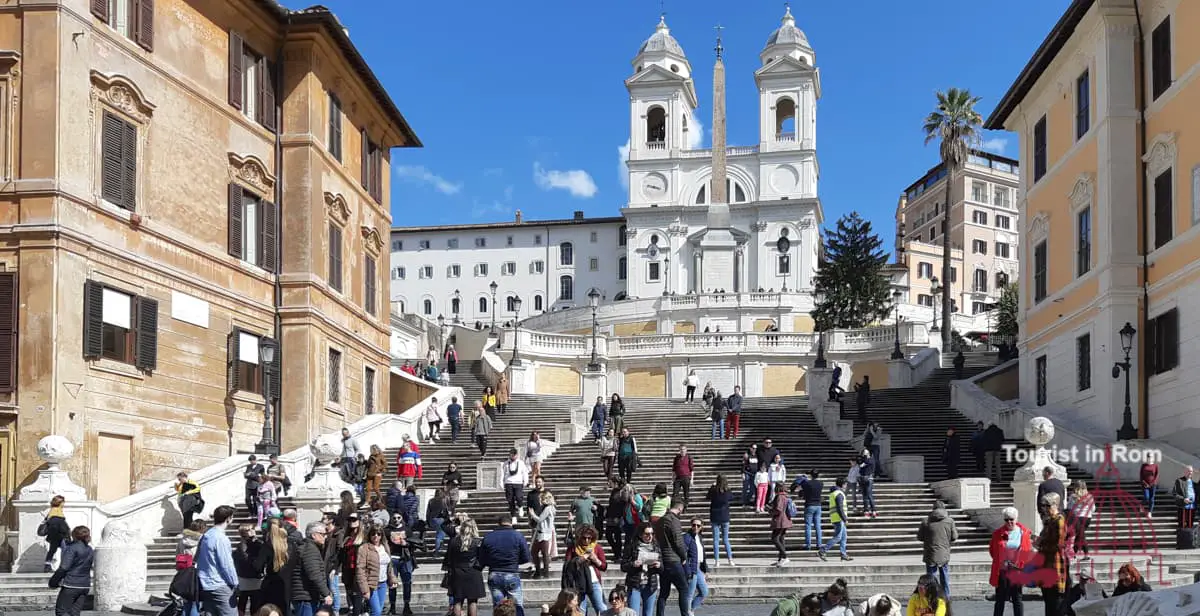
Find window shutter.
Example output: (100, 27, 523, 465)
(134, 0, 154, 51)
(121, 118, 137, 210)
(91, 0, 109, 22)
(228, 184, 243, 259)
(228, 31, 244, 109)
(134, 295, 158, 371)
(260, 60, 277, 132)
(373, 147, 383, 201)
(1165, 310, 1179, 369)
(101, 113, 124, 206)
(0, 273, 17, 393)
(364, 255, 376, 315)
(228, 329, 241, 391)
(261, 200, 278, 273)
(83, 280, 104, 358)
(361, 129, 369, 188)
(267, 337, 281, 399)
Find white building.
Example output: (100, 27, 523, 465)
(391, 7, 823, 329)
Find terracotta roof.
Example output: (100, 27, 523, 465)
(985, 0, 1095, 130)
(252, 1, 421, 147)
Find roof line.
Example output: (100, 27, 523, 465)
(392, 216, 627, 233)
(984, 0, 1095, 130)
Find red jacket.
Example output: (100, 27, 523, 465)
(989, 522, 1033, 587)
(673, 454, 694, 478)
(1141, 463, 1159, 487)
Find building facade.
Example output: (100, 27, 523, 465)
(894, 151, 1021, 319)
(986, 0, 1199, 448)
(0, 0, 418, 503)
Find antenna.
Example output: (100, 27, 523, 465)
(714, 24, 724, 58)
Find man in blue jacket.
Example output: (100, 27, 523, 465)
(478, 515, 532, 616)
(683, 517, 708, 611)
(197, 505, 239, 616)
(590, 397, 607, 441)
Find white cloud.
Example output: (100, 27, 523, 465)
(980, 137, 1009, 155)
(470, 199, 512, 219)
(617, 141, 630, 189)
(394, 165, 463, 195)
(532, 163, 598, 198)
(503, 185, 514, 200)
(687, 115, 705, 149)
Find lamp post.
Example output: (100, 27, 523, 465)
(1114, 322, 1138, 440)
(511, 296, 524, 366)
(489, 281, 499, 336)
(891, 289, 904, 360)
(930, 277, 941, 333)
(587, 288, 601, 372)
(813, 289, 827, 369)
(255, 337, 279, 455)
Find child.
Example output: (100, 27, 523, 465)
(256, 473, 276, 526)
(755, 467, 771, 513)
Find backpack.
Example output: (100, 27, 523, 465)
(785, 496, 798, 520)
(770, 593, 806, 616)
(168, 566, 199, 602)
(628, 494, 650, 525)
(560, 554, 589, 596)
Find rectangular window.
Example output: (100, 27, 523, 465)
(560, 243, 574, 266)
(917, 294, 933, 307)
(618, 257, 627, 281)
(475, 237, 486, 248)
(972, 301, 988, 315)
(1154, 168, 1173, 249)
(995, 242, 1011, 259)
(242, 49, 259, 121)
(532, 260, 545, 274)
(96, 0, 152, 49)
(1035, 355, 1047, 406)
(972, 181, 987, 203)
(1151, 17, 1172, 100)
(972, 240, 987, 255)
(994, 187, 1011, 208)
(973, 269, 988, 293)
(1033, 116, 1047, 182)
(534, 235, 542, 245)
(420, 266, 432, 279)
(1148, 308, 1179, 375)
(391, 267, 405, 280)
(101, 111, 137, 211)
(226, 33, 276, 131)
(950, 267, 957, 283)
(227, 185, 278, 272)
(82, 281, 158, 371)
(475, 263, 489, 277)
(447, 238, 459, 249)
(928, 228, 935, 242)
(502, 262, 516, 276)
(364, 366, 376, 414)
(1075, 70, 1090, 139)
(590, 231, 598, 243)
(1076, 334, 1092, 391)
(778, 255, 791, 275)
(506, 236, 514, 247)
(327, 348, 342, 403)
(648, 262, 661, 281)
(418, 240, 430, 250)
(327, 223, 343, 292)
(391, 240, 403, 251)
(1034, 241, 1048, 303)
(995, 214, 1011, 230)
(233, 330, 264, 395)
(448, 264, 461, 278)
(361, 132, 384, 203)
(328, 93, 343, 161)
(1076, 207, 1092, 276)
(972, 210, 988, 225)
(364, 255, 376, 316)
(0, 272, 15, 393)
(918, 262, 933, 278)
(107, 0, 132, 38)
(589, 257, 599, 272)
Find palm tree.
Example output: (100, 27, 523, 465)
(923, 88, 982, 347)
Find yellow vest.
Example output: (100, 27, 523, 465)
(828, 490, 843, 523)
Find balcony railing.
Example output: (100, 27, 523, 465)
(776, 131, 796, 142)
(678, 145, 760, 159)
(645, 141, 666, 150)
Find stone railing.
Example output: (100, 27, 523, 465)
(888, 347, 942, 387)
(518, 291, 816, 335)
(9, 370, 464, 574)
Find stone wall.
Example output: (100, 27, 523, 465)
(390, 370, 438, 415)
(977, 361, 1018, 401)
(762, 365, 807, 397)
(624, 367, 666, 397)
(614, 320, 657, 336)
(851, 359, 890, 388)
(535, 365, 581, 396)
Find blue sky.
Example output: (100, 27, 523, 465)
(287, 0, 1069, 248)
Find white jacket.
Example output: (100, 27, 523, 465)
(502, 459, 529, 486)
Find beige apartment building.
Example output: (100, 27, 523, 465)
(0, 0, 419, 503)
(894, 151, 1021, 318)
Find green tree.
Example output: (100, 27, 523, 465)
(995, 282, 1019, 338)
(923, 88, 983, 346)
(812, 212, 892, 330)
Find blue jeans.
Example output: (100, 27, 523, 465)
(656, 561, 692, 616)
(741, 473, 754, 506)
(368, 583, 388, 616)
(870, 445, 882, 474)
(628, 587, 658, 616)
(393, 558, 413, 608)
(711, 521, 733, 562)
(803, 505, 823, 549)
(579, 581, 607, 616)
(1144, 486, 1157, 514)
(488, 572, 525, 616)
(183, 601, 199, 616)
(860, 478, 876, 513)
(434, 526, 447, 552)
(450, 418, 462, 443)
(199, 585, 237, 616)
(711, 418, 725, 439)
(927, 563, 951, 597)
(591, 419, 605, 439)
(688, 570, 709, 610)
(290, 601, 319, 616)
(823, 521, 847, 555)
(329, 572, 341, 613)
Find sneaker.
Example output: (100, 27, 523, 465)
(817, 551, 828, 562)
(778, 558, 791, 567)
(772, 559, 781, 567)
(727, 558, 736, 567)
(841, 554, 853, 561)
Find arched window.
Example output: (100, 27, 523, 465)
(775, 97, 796, 140)
(560, 242, 574, 266)
(695, 185, 706, 204)
(695, 180, 748, 204)
(646, 106, 666, 144)
(422, 299, 432, 315)
(451, 297, 461, 315)
(478, 297, 488, 313)
(559, 275, 574, 301)
(506, 296, 518, 312)
(618, 225, 627, 246)
(618, 257, 627, 281)
(398, 301, 405, 314)
(534, 295, 544, 311)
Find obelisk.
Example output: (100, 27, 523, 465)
(710, 28, 728, 204)
(700, 27, 737, 293)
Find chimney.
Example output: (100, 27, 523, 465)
(573, 211, 584, 220)
(515, 210, 523, 224)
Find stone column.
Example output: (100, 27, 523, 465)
(508, 361, 532, 394)
(888, 359, 913, 388)
(12, 436, 94, 573)
(294, 433, 354, 528)
(93, 520, 148, 611)
(1010, 417, 1068, 536)
(805, 368, 833, 410)
(580, 371, 607, 410)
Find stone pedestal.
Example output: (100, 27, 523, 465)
(508, 362, 532, 395)
(889, 455, 925, 483)
(1011, 417, 1069, 536)
(814, 401, 841, 429)
(805, 368, 834, 410)
(932, 477, 991, 509)
(295, 433, 355, 501)
(888, 359, 914, 388)
(476, 461, 506, 492)
(581, 371, 607, 408)
(572, 408, 590, 428)
(94, 520, 147, 611)
(829, 420, 854, 442)
(12, 436, 96, 572)
(555, 423, 587, 445)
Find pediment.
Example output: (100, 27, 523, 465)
(361, 225, 384, 254)
(754, 55, 816, 78)
(228, 153, 276, 197)
(686, 225, 752, 244)
(90, 70, 156, 122)
(1027, 211, 1050, 240)
(625, 64, 689, 86)
(324, 192, 351, 225)
(1068, 173, 1094, 209)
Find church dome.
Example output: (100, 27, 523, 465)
(638, 15, 686, 58)
(764, 6, 809, 49)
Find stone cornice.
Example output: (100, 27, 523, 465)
(324, 192, 351, 226)
(360, 225, 384, 255)
(228, 153, 276, 198)
(90, 70, 156, 123)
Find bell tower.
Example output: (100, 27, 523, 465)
(755, 4, 820, 199)
(626, 15, 700, 168)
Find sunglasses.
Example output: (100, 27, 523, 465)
(1004, 518, 1015, 522)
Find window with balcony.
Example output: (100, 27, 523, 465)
(971, 181, 987, 203)
(994, 187, 1011, 208)
(972, 240, 987, 255)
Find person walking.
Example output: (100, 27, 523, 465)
(769, 484, 794, 567)
(616, 428, 639, 484)
(1037, 494, 1069, 616)
(357, 526, 397, 616)
(1172, 466, 1195, 529)
(472, 406, 494, 457)
(445, 344, 458, 374)
(396, 443, 422, 490)
(443, 463, 464, 512)
(984, 423, 1006, 484)
(339, 430, 360, 484)
(175, 473, 204, 530)
(620, 524, 661, 616)
(590, 397, 608, 441)
(609, 394, 627, 435)
(858, 451, 877, 518)
(49, 525, 93, 616)
(741, 445, 759, 508)
(532, 491, 558, 579)
(917, 500, 959, 597)
(683, 371, 699, 404)
(683, 519, 708, 611)
(502, 449, 530, 522)
(671, 445, 694, 505)
(652, 501, 691, 616)
(482, 387, 498, 418)
(197, 505, 240, 616)
(1067, 480, 1095, 561)
(425, 345, 439, 368)
(954, 351, 966, 380)
(988, 507, 1031, 616)
(524, 432, 545, 486)
(791, 471, 824, 552)
(705, 475, 735, 566)
(358, 445, 384, 506)
(1141, 460, 1159, 518)
(447, 397, 464, 444)
(819, 479, 852, 562)
(244, 455, 266, 520)
(497, 373, 511, 415)
(941, 428, 961, 480)
(478, 516, 530, 616)
(709, 392, 727, 440)
(423, 398, 444, 442)
(599, 429, 618, 479)
(853, 376, 871, 423)
(385, 523, 417, 616)
(41, 495, 72, 573)
(726, 386, 743, 438)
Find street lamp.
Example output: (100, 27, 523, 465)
(930, 276, 941, 333)
(891, 289, 904, 360)
(586, 288, 602, 372)
(489, 281, 499, 336)
(255, 337, 279, 455)
(1114, 322, 1138, 440)
(812, 289, 827, 369)
(511, 296, 524, 366)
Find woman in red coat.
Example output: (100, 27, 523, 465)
(989, 506, 1033, 616)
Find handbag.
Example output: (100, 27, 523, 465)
(36, 516, 48, 538)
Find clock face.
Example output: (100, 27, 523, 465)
(642, 174, 668, 200)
